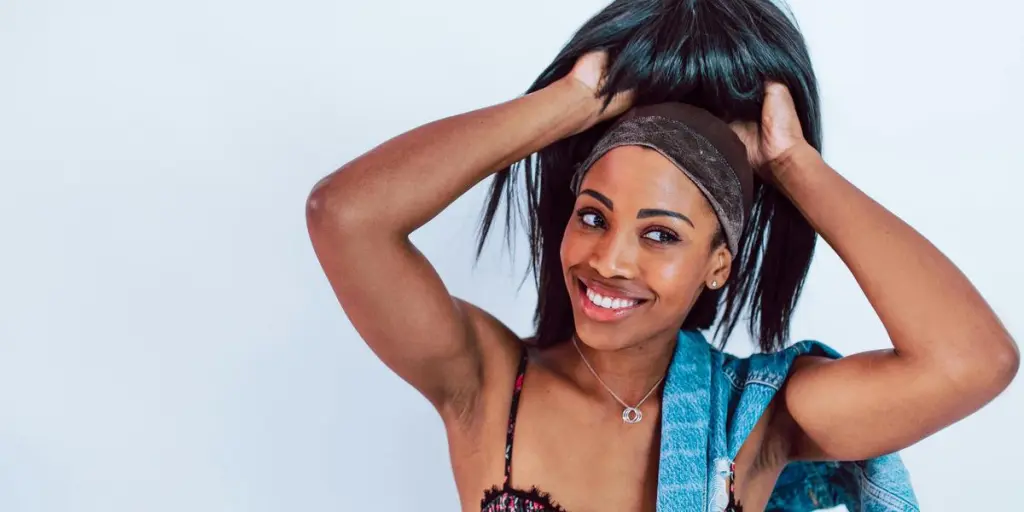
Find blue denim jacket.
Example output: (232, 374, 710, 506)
(657, 330, 919, 511)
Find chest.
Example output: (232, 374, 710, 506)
(509, 394, 663, 511)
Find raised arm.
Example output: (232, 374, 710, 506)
(734, 83, 1019, 462)
(305, 53, 632, 416)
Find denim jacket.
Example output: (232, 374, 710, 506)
(657, 330, 919, 511)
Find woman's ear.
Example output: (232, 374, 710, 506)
(706, 247, 733, 290)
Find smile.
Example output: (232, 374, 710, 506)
(585, 287, 639, 310)
(576, 278, 649, 322)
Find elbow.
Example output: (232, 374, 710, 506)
(991, 336, 1021, 389)
(305, 175, 336, 227)
(947, 334, 1020, 401)
(305, 173, 363, 232)
(981, 332, 1019, 392)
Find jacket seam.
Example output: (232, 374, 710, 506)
(854, 466, 920, 511)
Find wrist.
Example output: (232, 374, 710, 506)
(768, 142, 823, 187)
(549, 76, 604, 134)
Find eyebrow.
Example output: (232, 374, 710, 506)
(638, 208, 695, 228)
(581, 189, 614, 210)
(581, 189, 695, 228)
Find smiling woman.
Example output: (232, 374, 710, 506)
(559, 103, 752, 359)
(305, 0, 1018, 510)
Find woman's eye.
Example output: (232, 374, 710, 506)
(643, 229, 679, 243)
(578, 211, 604, 228)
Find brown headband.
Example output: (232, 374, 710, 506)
(570, 103, 754, 255)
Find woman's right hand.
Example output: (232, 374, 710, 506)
(563, 50, 635, 134)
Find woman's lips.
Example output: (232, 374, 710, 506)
(576, 278, 649, 323)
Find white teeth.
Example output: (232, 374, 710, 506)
(585, 287, 639, 310)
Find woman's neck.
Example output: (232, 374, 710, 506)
(558, 330, 678, 406)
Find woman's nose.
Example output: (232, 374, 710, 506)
(588, 232, 638, 280)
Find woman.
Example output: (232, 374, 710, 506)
(306, 5, 1018, 512)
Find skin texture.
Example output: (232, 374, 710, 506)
(306, 52, 1019, 510)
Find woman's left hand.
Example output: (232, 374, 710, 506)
(729, 82, 813, 178)
(565, 50, 635, 135)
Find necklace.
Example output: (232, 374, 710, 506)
(571, 336, 665, 424)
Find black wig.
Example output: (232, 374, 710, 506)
(477, 0, 821, 353)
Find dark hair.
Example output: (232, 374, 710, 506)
(476, 0, 821, 353)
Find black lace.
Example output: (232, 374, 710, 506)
(481, 484, 568, 512)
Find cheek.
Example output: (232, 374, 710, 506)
(642, 254, 703, 303)
(560, 226, 586, 271)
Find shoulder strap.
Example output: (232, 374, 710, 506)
(502, 348, 529, 486)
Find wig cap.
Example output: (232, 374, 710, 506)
(571, 103, 754, 255)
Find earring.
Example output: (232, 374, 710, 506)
(711, 280, 718, 289)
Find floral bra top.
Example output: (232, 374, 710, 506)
(479, 350, 743, 512)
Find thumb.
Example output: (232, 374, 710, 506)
(729, 121, 765, 169)
(762, 82, 800, 132)
(760, 81, 805, 160)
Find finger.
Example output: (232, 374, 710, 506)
(581, 51, 608, 76)
(611, 89, 636, 109)
(764, 81, 797, 109)
(728, 120, 757, 134)
(764, 81, 788, 96)
(727, 121, 763, 167)
(728, 121, 758, 148)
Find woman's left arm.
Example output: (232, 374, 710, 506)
(739, 85, 1019, 462)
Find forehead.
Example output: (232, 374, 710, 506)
(579, 145, 711, 213)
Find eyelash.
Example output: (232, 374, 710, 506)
(575, 208, 681, 245)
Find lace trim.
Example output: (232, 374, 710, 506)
(481, 484, 568, 512)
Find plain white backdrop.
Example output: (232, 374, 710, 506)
(1, 0, 1022, 510)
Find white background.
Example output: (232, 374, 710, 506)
(2, 0, 1022, 510)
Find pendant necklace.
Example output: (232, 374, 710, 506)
(572, 335, 664, 424)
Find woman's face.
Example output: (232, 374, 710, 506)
(560, 145, 733, 351)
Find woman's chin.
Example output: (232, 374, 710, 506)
(572, 323, 638, 352)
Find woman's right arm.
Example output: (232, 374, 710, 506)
(305, 53, 629, 418)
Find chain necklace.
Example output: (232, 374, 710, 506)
(571, 336, 665, 424)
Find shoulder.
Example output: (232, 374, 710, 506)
(723, 342, 844, 479)
(714, 340, 843, 449)
(720, 340, 842, 392)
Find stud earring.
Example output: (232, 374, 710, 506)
(711, 280, 718, 289)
